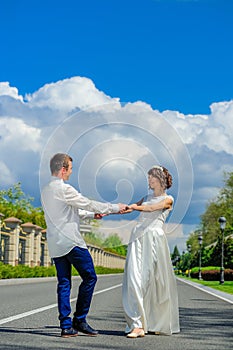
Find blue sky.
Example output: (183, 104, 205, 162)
(1, 0, 233, 251)
(1, 0, 233, 113)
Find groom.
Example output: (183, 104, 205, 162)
(41, 153, 127, 337)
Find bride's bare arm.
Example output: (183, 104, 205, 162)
(129, 197, 173, 212)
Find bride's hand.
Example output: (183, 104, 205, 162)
(121, 206, 134, 214)
(121, 197, 144, 213)
(128, 203, 138, 210)
(122, 204, 138, 212)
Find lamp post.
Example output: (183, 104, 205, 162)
(182, 251, 185, 275)
(172, 255, 180, 275)
(187, 244, 191, 278)
(0, 213, 4, 262)
(218, 216, 226, 285)
(198, 233, 203, 280)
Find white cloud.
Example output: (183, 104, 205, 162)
(0, 82, 23, 101)
(162, 100, 233, 155)
(162, 110, 208, 144)
(0, 117, 41, 152)
(25, 76, 120, 112)
(0, 77, 233, 248)
(211, 100, 233, 135)
(0, 161, 16, 186)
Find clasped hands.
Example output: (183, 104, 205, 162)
(94, 205, 134, 219)
(94, 198, 144, 219)
(119, 197, 144, 214)
(118, 204, 134, 214)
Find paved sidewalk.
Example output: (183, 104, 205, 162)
(177, 277, 233, 304)
(0, 276, 57, 285)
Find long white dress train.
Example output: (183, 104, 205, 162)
(122, 195, 180, 335)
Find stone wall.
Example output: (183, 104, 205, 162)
(0, 214, 125, 269)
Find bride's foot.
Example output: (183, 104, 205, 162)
(126, 328, 145, 338)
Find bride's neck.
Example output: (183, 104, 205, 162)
(153, 190, 166, 197)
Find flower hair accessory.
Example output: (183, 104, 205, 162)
(152, 165, 163, 171)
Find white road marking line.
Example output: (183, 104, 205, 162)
(0, 283, 122, 325)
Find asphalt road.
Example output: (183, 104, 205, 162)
(0, 274, 232, 350)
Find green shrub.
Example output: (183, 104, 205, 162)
(95, 266, 124, 274)
(0, 262, 56, 279)
(191, 266, 220, 273)
(0, 262, 123, 279)
(190, 266, 233, 281)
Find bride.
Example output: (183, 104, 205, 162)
(122, 165, 180, 338)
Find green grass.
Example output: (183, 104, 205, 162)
(179, 275, 233, 295)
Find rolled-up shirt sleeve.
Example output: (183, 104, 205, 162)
(64, 184, 120, 214)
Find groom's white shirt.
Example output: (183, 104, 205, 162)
(41, 177, 120, 258)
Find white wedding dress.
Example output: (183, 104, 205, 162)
(122, 195, 180, 335)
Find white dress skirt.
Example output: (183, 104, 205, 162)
(122, 195, 180, 335)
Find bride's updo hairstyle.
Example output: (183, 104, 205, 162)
(148, 165, 173, 190)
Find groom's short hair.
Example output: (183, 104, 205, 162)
(50, 153, 73, 175)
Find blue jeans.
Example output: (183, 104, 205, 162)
(53, 246, 97, 329)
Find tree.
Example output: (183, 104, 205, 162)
(0, 183, 46, 227)
(185, 172, 233, 269)
(200, 171, 233, 245)
(104, 234, 127, 256)
(225, 237, 233, 269)
(84, 231, 104, 247)
(171, 245, 180, 265)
